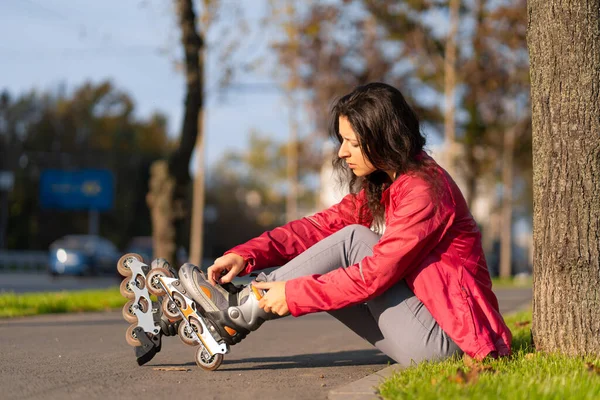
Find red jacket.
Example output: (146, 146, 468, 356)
(227, 156, 512, 360)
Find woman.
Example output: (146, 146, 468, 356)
(192, 82, 511, 366)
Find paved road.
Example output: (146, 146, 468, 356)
(0, 287, 530, 400)
(0, 273, 121, 293)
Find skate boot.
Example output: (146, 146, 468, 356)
(177, 263, 282, 347)
(117, 254, 181, 366)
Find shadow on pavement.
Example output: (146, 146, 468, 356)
(155, 349, 393, 371)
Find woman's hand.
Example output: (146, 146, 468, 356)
(207, 253, 245, 286)
(252, 281, 290, 316)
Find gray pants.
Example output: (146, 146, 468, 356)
(261, 224, 462, 367)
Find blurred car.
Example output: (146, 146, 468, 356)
(48, 235, 120, 276)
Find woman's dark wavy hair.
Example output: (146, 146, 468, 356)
(329, 82, 442, 232)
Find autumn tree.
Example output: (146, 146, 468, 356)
(147, 0, 250, 266)
(267, 2, 417, 212)
(528, 0, 600, 355)
(0, 82, 171, 250)
(361, 0, 532, 276)
(204, 131, 320, 256)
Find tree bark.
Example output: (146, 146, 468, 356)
(190, 110, 205, 266)
(528, 0, 600, 355)
(147, 0, 204, 267)
(443, 0, 460, 178)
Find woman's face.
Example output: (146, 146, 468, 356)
(337, 116, 377, 177)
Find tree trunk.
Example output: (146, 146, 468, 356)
(190, 110, 205, 266)
(147, 0, 204, 267)
(147, 161, 182, 265)
(528, 0, 600, 355)
(443, 0, 460, 178)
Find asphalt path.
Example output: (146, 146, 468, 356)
(0, 273, 122, 293)
(0, 285, 531, 400)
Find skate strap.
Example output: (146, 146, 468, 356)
(222, 282, 243, 294)
(221, 282, 243, 306)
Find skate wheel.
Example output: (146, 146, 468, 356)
(161, 298, 182, 321)
(122, 300, 138, 324)
(122, 298, 150, 324)
(125, 324, 142, 347)
(117, 253, 143, 277)
(119, 275, 145, 299)
(146, 267, 173, 296)
(179, 317, 202, 346)
(195, 347, 223, 371)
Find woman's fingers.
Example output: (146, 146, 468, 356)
(207, 253, 245, 285)
(220, 269, 236, 284)
(254, 281, 289, 316)
(252, 281, 273, 290)
(207, 265, 225, 286)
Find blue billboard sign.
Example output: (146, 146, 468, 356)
(40, 169, 115, 211)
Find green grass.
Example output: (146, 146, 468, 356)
(0, 287, 127, 318)
(378, 310, 600, 400)
(491, 275, 532, 288)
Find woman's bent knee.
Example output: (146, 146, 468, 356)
(338, 224, 380, 245)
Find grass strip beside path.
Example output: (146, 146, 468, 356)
(0, 287, 126, 318)
(378, 310, 600, 400)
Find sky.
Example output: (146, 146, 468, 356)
(0, 0, 291, 169)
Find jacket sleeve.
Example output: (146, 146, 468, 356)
(225, 190, 371, 276)
(285, 181, 456, 317)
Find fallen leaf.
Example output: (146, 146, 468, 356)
(153, 367, 191, 372)
(448, 368, 468, 384)
(514, 320, 531, 327)
(586, 363, 600, 374)
(463, 354, 495, 374)
(524, 353, 536, 360)
(465, 368, 481, 384)
(463, 354, 477, 368)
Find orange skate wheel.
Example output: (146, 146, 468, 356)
(122, 298, 150, 324)
(146, 267, 172, 296)
(122, 300, 138, 324)
(161, 298, 182, 321)
(117, 253, 143, 277)
(195, 347, 223, 371)
(179, 317, 202, 346)
(119, 275, 145, 299)
(125, 324, 142, 347)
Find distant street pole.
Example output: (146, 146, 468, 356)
(0, 189, 8, 249)
(0, 169, 15, 249)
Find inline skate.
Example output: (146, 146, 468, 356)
(117, 254, 278, 371)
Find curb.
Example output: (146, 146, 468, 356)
(328, 364, 402, 400)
